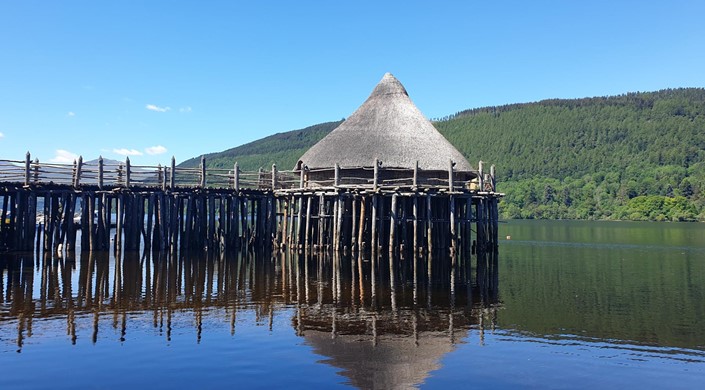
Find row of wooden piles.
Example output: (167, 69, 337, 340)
(1, 187, 499, 255)
(273, 190, 500, 256)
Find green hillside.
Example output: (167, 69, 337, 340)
(181, 88, 705, 221)
(179, 120, 342, 171)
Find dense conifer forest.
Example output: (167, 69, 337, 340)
(181, 88, 705, 221)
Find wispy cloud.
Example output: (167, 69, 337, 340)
(113, 148, 143, 156)
(146, 104, 171, 113)
(145, 145, 167, 155)
(50, 149, 79, 163)
(67, 111, 76, 117)
(179, 106, 192, 113)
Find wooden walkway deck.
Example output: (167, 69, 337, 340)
(1, 153, 502, 255)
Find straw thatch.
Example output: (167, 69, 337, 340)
(297, 73, 472, 172)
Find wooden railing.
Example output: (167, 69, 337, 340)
(0, 153, 497, 192)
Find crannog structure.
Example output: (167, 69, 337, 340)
(286, 72, 500, 255)
(297, 73, 475, 184)
(0, 73, 501, 255)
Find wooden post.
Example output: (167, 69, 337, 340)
(33, 158, 39, 184)
(271, 164, 277, 189)
(88, 193, 96, 251)
(125, 157, 131, 188)
(351, 197, 358, 250)
(357, 197, 366, 252)
(478, 160, 484, 191)
(200, 156, 207, 188)
(413, 160, 419, 189)
(389, 193, 397, 254)
(295, 196, 303, 248)
(371, 194, 378, 253)
(304, 196, 312, 249)
(336, 196, 344, 251)
(413, 195, 418, 252)
(299, 166, 305, 189)
(426, 195, 433, 252)
(157, 164, 164, 190)
(74, 156, 83, 187)
(332, 197, 339, 250)
(334, 163, 340, 187)
(465, 197, 473, 253)
(98, 156, 104, 190)
(373, 159, 379, 191)
(449, 195, 456, 253)
(170, 156, 176, 189)
(317, 193, 325, 250)
(490, 165, 496, 191)
(24, 152, 31, 186)
(234, 162, 240, 191)
(448, 159, 454, 192)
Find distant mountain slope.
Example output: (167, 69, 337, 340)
(179, 121, 342, 171)
(181, 88, 705, 221)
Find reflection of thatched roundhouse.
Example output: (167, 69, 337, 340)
(296, 73, 476, 187)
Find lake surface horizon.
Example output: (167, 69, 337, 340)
(2, 220, 704, 389)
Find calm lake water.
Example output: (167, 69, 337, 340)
(1, 220, 704, 389)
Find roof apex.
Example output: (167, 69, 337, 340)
(369, 73, 408, 98)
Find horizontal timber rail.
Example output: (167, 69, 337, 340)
(1, 153, 502, 256)
(0, 153, 500, 193)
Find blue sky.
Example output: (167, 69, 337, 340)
(1, 0, 704, 166)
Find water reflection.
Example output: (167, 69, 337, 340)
(1, 248, 499, 387)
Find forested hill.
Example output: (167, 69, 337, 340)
(181, 88, 705, 221)
(179, 120, 342, 170)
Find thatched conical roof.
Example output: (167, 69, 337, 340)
(297, 73, 472, 171)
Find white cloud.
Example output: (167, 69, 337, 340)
(113, 148, 143, 156)
(145, 145, 167, 155)
(146, 104, 171, 112)
(179, 106, 192, 113)
(67, 111, 76, 117)
(50, 149, 79, 163)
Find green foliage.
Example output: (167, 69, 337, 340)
(181, 88, 705, 221)
(435, 88, 705, 221)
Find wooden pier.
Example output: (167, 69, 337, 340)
(0, 153, 501, 255)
